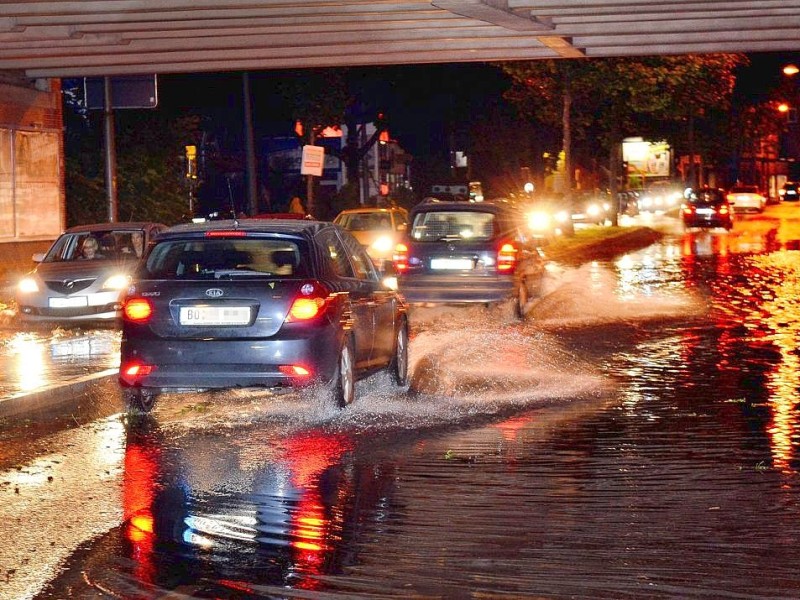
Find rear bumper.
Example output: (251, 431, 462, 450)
(397, 273, 515, 304)
(683, 216, 732, 228)
(119, 328, 341, 391)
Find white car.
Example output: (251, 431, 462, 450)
(16, 222, 167, 324)
(726, 185, 766, 213)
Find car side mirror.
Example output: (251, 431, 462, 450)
(397, 223, 407, 232)
(32, 252, 45, 262)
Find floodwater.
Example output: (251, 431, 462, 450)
(4, 212, 800, 599)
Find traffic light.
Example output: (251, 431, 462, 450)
(185, 145, 197, 180)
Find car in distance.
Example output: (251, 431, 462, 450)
(333, 206, 409, 270)
(393, 200, 545, 319)
(726, 184, 766, 213)
(681, 187, 734, 231)
(780, 181, 799, 202)
(16, 222, 167, 325)
(118, 219, 409, 413)
(637, 180, 684, 213)
(570, 190, 612, 226)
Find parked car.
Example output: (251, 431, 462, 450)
(726, 185, 766, 213)
(118, 219, 409, 413)
(393, 200, 545, 319)
(681, 187, 734, 230)
(780, 181, 800, 202)
(16, 222, 167, 325)
(333, 206, 409, 271)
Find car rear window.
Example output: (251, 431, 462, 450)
(687, 189, 725, 204)
(142, 238, 308, 279)
(335, 212, 393, 231)
(410, 210, 497, 241)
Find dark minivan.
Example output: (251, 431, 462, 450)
(393, 200, 545, 318)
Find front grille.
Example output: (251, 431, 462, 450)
(45, 278, 96, 294)
(22, 304, 118, 318)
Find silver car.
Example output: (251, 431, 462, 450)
(16, 222, 167, 325)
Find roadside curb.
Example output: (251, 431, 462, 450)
(0, 368, 118, 419)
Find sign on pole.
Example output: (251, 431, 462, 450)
(301, 145, 324, 177)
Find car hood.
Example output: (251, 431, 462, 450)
(31, 257, 139, 280)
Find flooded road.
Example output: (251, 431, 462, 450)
(4, 210, 800, 598)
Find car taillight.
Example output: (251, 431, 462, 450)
(286, 281, 332, 322)
(119, 361, 156, 385)
(726, 193, 735, 202)
(719, 205, 730, 215)
(682, 205, 695, 215)
(393, 243, 409, 273)
(123, 297, 153, 323)
(497, 242, 517, 272)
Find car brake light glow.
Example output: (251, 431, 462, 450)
(279, 365, 311, 377)
(205, 230, 247, 237)
(286, 282, 331, 322)
(719, 205, 729, 215)
(123, 297, 153, 322)
(123, 363, 155, 378)
(393, 243, 409, 272)
(497, 243, 517, 272)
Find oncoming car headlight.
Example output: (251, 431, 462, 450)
(527, 211, 551, 232)
(586, 204, 601, 217)
(102, 274, 132, 290)
(18, 277, 39, 294)
(554, 210, 571, 223)
(371, 235, 394, 254)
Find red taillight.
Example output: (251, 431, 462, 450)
(719, 205, 730, 215)
(286, 282, 331, 322)
(120, 361, 156, 386)
(279, 365, 311, 377)
(123, 297, 153, 323)
(682, 205, 694, 215)
(726, 193, 735, 202)
(393, 243, 409, 273)
(497, 242, 517, 272)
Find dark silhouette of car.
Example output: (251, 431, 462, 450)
(780, 181, 799, 202)
(16, 222, 167, 325)
(393, 200, 545, 319)
(681, 187, 734, 230)
(118, 219, 409, 413)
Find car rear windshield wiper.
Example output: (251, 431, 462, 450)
(213, 269, 272, 279)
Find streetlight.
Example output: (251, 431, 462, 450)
(783, 64, 799, 77)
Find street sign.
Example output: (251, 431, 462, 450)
(301, 145, 324, 177)
(84, 75, 158, 110)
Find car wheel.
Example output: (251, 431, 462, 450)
(515, 280, 529, 320)
(124, 388, 157, 414)
(390, 319, 409, 386)
(327, 338, 355, 408)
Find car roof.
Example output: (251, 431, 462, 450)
(64, 222, 164, 233)
(157, 218, 331, 239)
(410, 200, 506, 215)
(336, 207, 406, 215)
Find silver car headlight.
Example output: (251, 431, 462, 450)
(555, 210, 571, 223)
(102, 274, 131, 290)
(587, 204, 601, 217)
(18, 277, 39, 294)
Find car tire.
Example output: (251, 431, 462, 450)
(124, 388, 157, 414)
(327, 337, 355, 408)
(390, 319, 409, 386)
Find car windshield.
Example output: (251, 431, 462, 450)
(335, 212, 393, 231)
(44, 230, 147, 262)
(142, 238, 308, 279)
(687, 189, 725, 204)
(731, 186, 759, 193)
(410, 210, 496, 241)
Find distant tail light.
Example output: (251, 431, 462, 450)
(682, 205, 695, 215)
(123, 297, 153, 323)
(726, 193, 735, 202)
(393, 243, 410, 273)
(719, 204, 730, 215)
(497, 242, 518, 272)
(286, 281, 332, 322)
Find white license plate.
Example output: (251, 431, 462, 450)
(695, 208, 714, 215)
(430, 258, 474, 270)
(180, 306, 251, 326)
(49, 296, 88, 308)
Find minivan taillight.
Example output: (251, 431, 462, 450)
(286, 282, 332, 322)
(497, 243, 518, 272)
(123, 297, 153, 323)
(393, 243, 409, 273)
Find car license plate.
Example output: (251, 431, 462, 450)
(179, 306, 251, 326)
(430, 258, 473, 270)
(49, 296, 88, 308)
(695, 208, 714, 215)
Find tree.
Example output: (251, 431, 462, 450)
(499, 54, 747, 217)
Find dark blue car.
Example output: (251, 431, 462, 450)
(119, 219, 409, 413)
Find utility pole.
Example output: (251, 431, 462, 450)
(243, 72, 258, 216)
(103, 76, 118, 223)
(306, 128, 315, 216)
